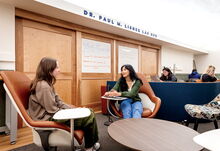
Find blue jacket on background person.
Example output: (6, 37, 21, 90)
(188, 69, 201, 79)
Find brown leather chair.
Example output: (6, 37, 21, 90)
(109, 73, 161, 118)
(0, 71, 84, 150)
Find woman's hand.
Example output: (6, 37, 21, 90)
(104, 90, 118, 96)
(209, 71, 215, 77)
(104, 92, 110, 96)
(104, 91, 121, 97)
(109, 91, 121, 97)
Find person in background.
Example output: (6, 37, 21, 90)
(201, 65, 217, 82)
(188, 69, 201, 81)
(160, 67, 177, 82)
(104, 64, 143, 119)
(28, 57, 100, 151)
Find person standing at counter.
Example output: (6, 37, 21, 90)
(201, 65, 217, 82)
(160, 67, 177, 82)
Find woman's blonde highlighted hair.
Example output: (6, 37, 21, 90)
(205, 65, 215, 75)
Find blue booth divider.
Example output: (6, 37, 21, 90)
(107, 81, 220, 122)
(106, 81, 116, 91)
(149, 82, 220, 122)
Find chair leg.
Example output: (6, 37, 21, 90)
(186, 121, 189, 127)
(181, 120, 189, 126)
(36, 130, 53, 151)
(213, 120, 218, 129)
(193, 119, 199, 131)
(184, 120, 189, 126)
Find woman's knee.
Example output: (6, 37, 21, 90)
(83, 109, 96, 124)
(89, 109, 95, 117)
(120, 99, 132, 108)
(132, 102, 143, 112)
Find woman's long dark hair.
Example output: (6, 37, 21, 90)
(30, 57, 57, 94)
(160, 67, 173, 81)
(119, 64, 143, 91)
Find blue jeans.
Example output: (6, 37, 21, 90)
(120, 99, 143, 119)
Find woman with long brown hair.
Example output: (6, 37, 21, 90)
(28, 57, 100, 151)
(104, 64, 143, 119)
(159, 67, 177, 82)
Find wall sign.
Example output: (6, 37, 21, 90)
(83, 10, 158, 38)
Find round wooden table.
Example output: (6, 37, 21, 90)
(108, 118, 202, 151)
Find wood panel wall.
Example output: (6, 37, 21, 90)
(141, 47, 159, 76)
(15, 9, 161, 116)
(16, 18, 76, 106)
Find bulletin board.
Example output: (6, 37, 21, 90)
(118, 45, 139, 72)
(82, 38, 111, 73)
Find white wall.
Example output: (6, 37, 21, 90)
(160, 46, 194, 74)
(195, 51, 220, 74)
(0, 3, 15, 70)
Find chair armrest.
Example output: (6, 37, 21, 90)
(148, 96, 161, 118)
(31, 120, 84, 145)
(30, 121, 70, 132)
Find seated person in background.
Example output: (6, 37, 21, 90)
(150, 75, 161, 82)
(28, 57, 100, 151)
(201, 65, 217, 82)
(104, 64, 143, 119)
(188, 69, 201, 82)
(160, 67, 177, 82)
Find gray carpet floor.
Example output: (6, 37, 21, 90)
(10, 113, 216, 151)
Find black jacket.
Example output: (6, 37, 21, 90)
(160, 74, 177, 82)
(201, 74, 217, 82)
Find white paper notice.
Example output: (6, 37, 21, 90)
(82, 38, 111, 73)
(118, 46, 138, 72)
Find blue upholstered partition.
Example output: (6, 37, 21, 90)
(107, 81, 220, 122)
(149, 82, 220, 122)
(106, 81, 116, 91)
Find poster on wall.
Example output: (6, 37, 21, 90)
(82, 38, 111, 73)
(118, 46, 138, 72)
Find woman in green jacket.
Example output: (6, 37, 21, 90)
(28, 57, 100, 151)
(104, 64, 143, 118)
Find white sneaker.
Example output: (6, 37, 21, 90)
(85, 147, 93, 151)
(85, 143, 100, 151)
(93, 142, 100, 151)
